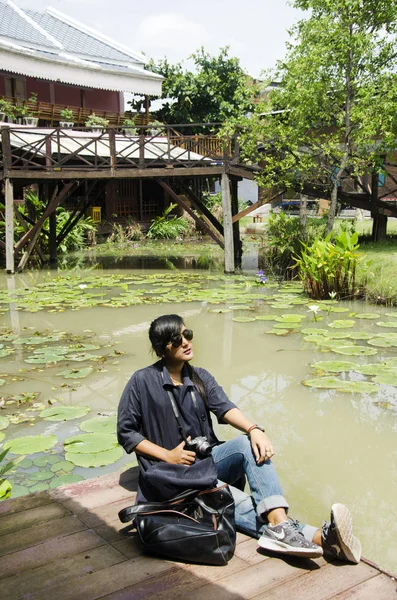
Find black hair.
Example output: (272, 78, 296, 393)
(149, 314, 208, 404)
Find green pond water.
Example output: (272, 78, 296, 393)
(0, 265, 396, 574)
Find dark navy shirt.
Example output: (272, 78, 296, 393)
(117, 359, 237, 454)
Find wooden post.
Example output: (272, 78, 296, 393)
(49, 211, 57, 264)
(221, 173, 235, 273)
(371, 170, 387, 241)
(5, 178, 15, 274)
(231, 177, 242, 269)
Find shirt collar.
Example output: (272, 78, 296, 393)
(160, 359, 194, 388)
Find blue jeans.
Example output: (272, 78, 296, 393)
(212, 435, 318, 542)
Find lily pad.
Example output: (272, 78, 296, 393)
(30, 482, 50, 493)
(25, 354, 66, 364)
(310, 361, 357, 373)
(372, 373, 397, 385)
(255, 315, 278, 321)
(332, 346, 378, 356)
(349, 332, 373, 340)
(376, 321, 397, 328)
(33, 455, 60, 467)
(10, 484, 30, 497)
(232, 317, 256, 323)
(18, 458, 33, 469)
(328, 320, 356, 329)
(266, 328, 290, 336)
(56, 367, 93, 379)
(65, 446, 123, 468)
(49, 474, 84, 489)
(51, 460, 75, 473)
(64, 433, 118, 454)
(329, 307, 350, 313)
(0, 432, 4, 442)
(26, 470, 54, 482)
(39, 405, 90, 421)
(275, 314, 305, 323)
(5, 434, 58, 455)
(274, 322, 301, 329)
(208, 308, 231, 314)
(0, 349, 11, 358)
(354, 364, 395, 376)
(0, 379, 5, 386)
(301, 328, 329, 336)
(355, 313, 380, 319)
(0, 416, 10, 430)
(79, 415, 117, 434)
(302, 377, 378, 393)
(367, 338, 395, 348)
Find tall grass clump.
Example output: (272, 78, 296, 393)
(147, 204, 188, 240)
(294, 230, 365, 300)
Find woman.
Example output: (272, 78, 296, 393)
(117, 314, 361, 562)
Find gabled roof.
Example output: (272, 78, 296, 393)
(0, 0, 162, 95)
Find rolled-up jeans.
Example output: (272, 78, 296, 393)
(212, 435, 318, 542)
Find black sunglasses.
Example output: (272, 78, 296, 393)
(169, 329, 193, 348)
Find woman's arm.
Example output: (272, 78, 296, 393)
(135, 438, 196, 466)
(222, 408, 275, 465)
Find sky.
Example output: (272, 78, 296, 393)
(18, 0, 304, 77)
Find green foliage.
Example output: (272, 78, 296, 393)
(0, 448, 24, 500)
(85, 114, 109, 127)
(0, 98, 16, 118)
(228, 0, 397, 229)
(60, 108, 74, 121)
(294, 230, 365, 299)
(107, 222, 144, 245)
(147, 204, 188, 239)
(147, 47, 258, 129)
(260, 211, 327, 278)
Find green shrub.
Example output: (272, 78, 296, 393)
(294, 230, 365, 299)
(108, 221, 144, 244)
(0, 448, 24, 501)
(259, 211, 327, 279)
(147, 204, 188, 240)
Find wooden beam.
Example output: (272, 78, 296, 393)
(14, 181, 78, 252)
(157, 180, 224, 249)
(179, 182, 224, 235)
(5, 178, 14, 273)
(221, 173, 234, 273)
(231, 178, 241, 269)
(231, 188, 283, 223)
(14, 209, 45, 262)
(57, 181, 99, 245)
(6, 166, 228, 181)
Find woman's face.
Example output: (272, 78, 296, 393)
(164, 324, 194, 363)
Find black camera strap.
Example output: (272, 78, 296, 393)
(166, 388, 206, 440)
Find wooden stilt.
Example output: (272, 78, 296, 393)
(221, 173, 235, 273)
(48, 185, 57, 264)
(231, 178, 241, 269)
(5, 178, 15, 274)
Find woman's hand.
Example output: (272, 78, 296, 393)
(166, 439, 196, 466)
(250, 430, 274, 464)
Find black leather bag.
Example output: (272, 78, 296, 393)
(119, 484, 236, 566)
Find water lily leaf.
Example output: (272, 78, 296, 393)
(372, 373, 397, 385)
(51, 460, 75, 473)
(376, 321, 397, 328)
(384, 313, 397, 318)
(274, 322, 301, 329)
(301, 328, 329, 336)
(275, 314, 305, 323)
(39, 406, 90, 421)
(79, 415, 117, 434)
(228, 305, 253, 310)
(0, 379, 5, 386)
(349, 332, 373, 340)
(232, 317, 256, 323)
(367, 338, 394, 348)
(0, 349, 11, 358)
(0, 416, 10, 430)
(255, 315, 278, 321)
(33, 455, 60, 467)
(25, 354, 66, 364)
(56, 367, 93, 379)
(26, 470, 54, 482)
(354, 364, 395, 376)
(310, 361, 357, 373)
(355, 313, 380, 319)
(325, 332, 350, 340)
(10, 484, 30, 497)
(328, 320, 356, 329)
(306, 337, 354, 348)
(329, 307, 350, 313)
(208, 308, 231, 314)
(270, 303, 293, 309)
(64, 433, 118, 454)
(332, 346, 378, 356)
(49, 474, 84, 489)
(64, 353, 98, 362)
(0, 432, 4, 442)
(266, 328, 290, 336)
(29, 482, 50, 492)
(5, 434, 58, 455)
(65, 446, 123, 468)
(302, 377, 378, 393)
(384, 357, 397, 367)
(18, 458, 33, 469)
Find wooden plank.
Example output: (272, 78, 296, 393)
(221, 172, 235, 273)
(97, 555, 251, 600)
(1, 544, 127, 600)
(0, 515, 86, 557)
(231, 188, 283, 223)
(110, 537, 143, 560)
(233, 538, 270, 565)
(0, 502, 70, 536)
(180, 182, 224, 235)
(250, 561, 379, 600)
(28, 555, 176, 600)
(330, 573, 397, 599)
(14, 209, 46, 262)
(76, 497, 137, 529)
(0, 529, 106, 579)
(5, 178, 14, 273)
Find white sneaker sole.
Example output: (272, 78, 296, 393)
(331, 503, 362, 564)
(258, 535, 323, 558)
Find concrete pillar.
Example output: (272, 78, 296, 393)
(5, 178, 15, 274)
(221, 173, 235, 273)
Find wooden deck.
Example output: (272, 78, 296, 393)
(0, 470, 395, 600)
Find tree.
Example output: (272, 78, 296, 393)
(232, 0, 397, 233)
(147, 47, 258, 129)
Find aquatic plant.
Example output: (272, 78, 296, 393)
(147, 204, 189, 240)
(0, 448, 24, 500)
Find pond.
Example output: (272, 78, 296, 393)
(0, 265, 396, 574)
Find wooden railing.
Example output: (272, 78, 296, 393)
(0, 96, 149, 126)
(0, 125, 239, 175)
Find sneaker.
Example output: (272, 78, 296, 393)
(322, 503, 361, 564)
(258, 519, 323, 558)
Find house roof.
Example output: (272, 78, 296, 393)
(0, 0, 162, 96)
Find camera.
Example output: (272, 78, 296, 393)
(185, 436, 212, 457)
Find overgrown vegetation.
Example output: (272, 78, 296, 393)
(147, 204, 189, 240)
(0, 448, 24, 501)
(107, 221, 144, 245)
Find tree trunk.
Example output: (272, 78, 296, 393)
(326, 181, 339, 235)
(299, 193, 308, 241)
